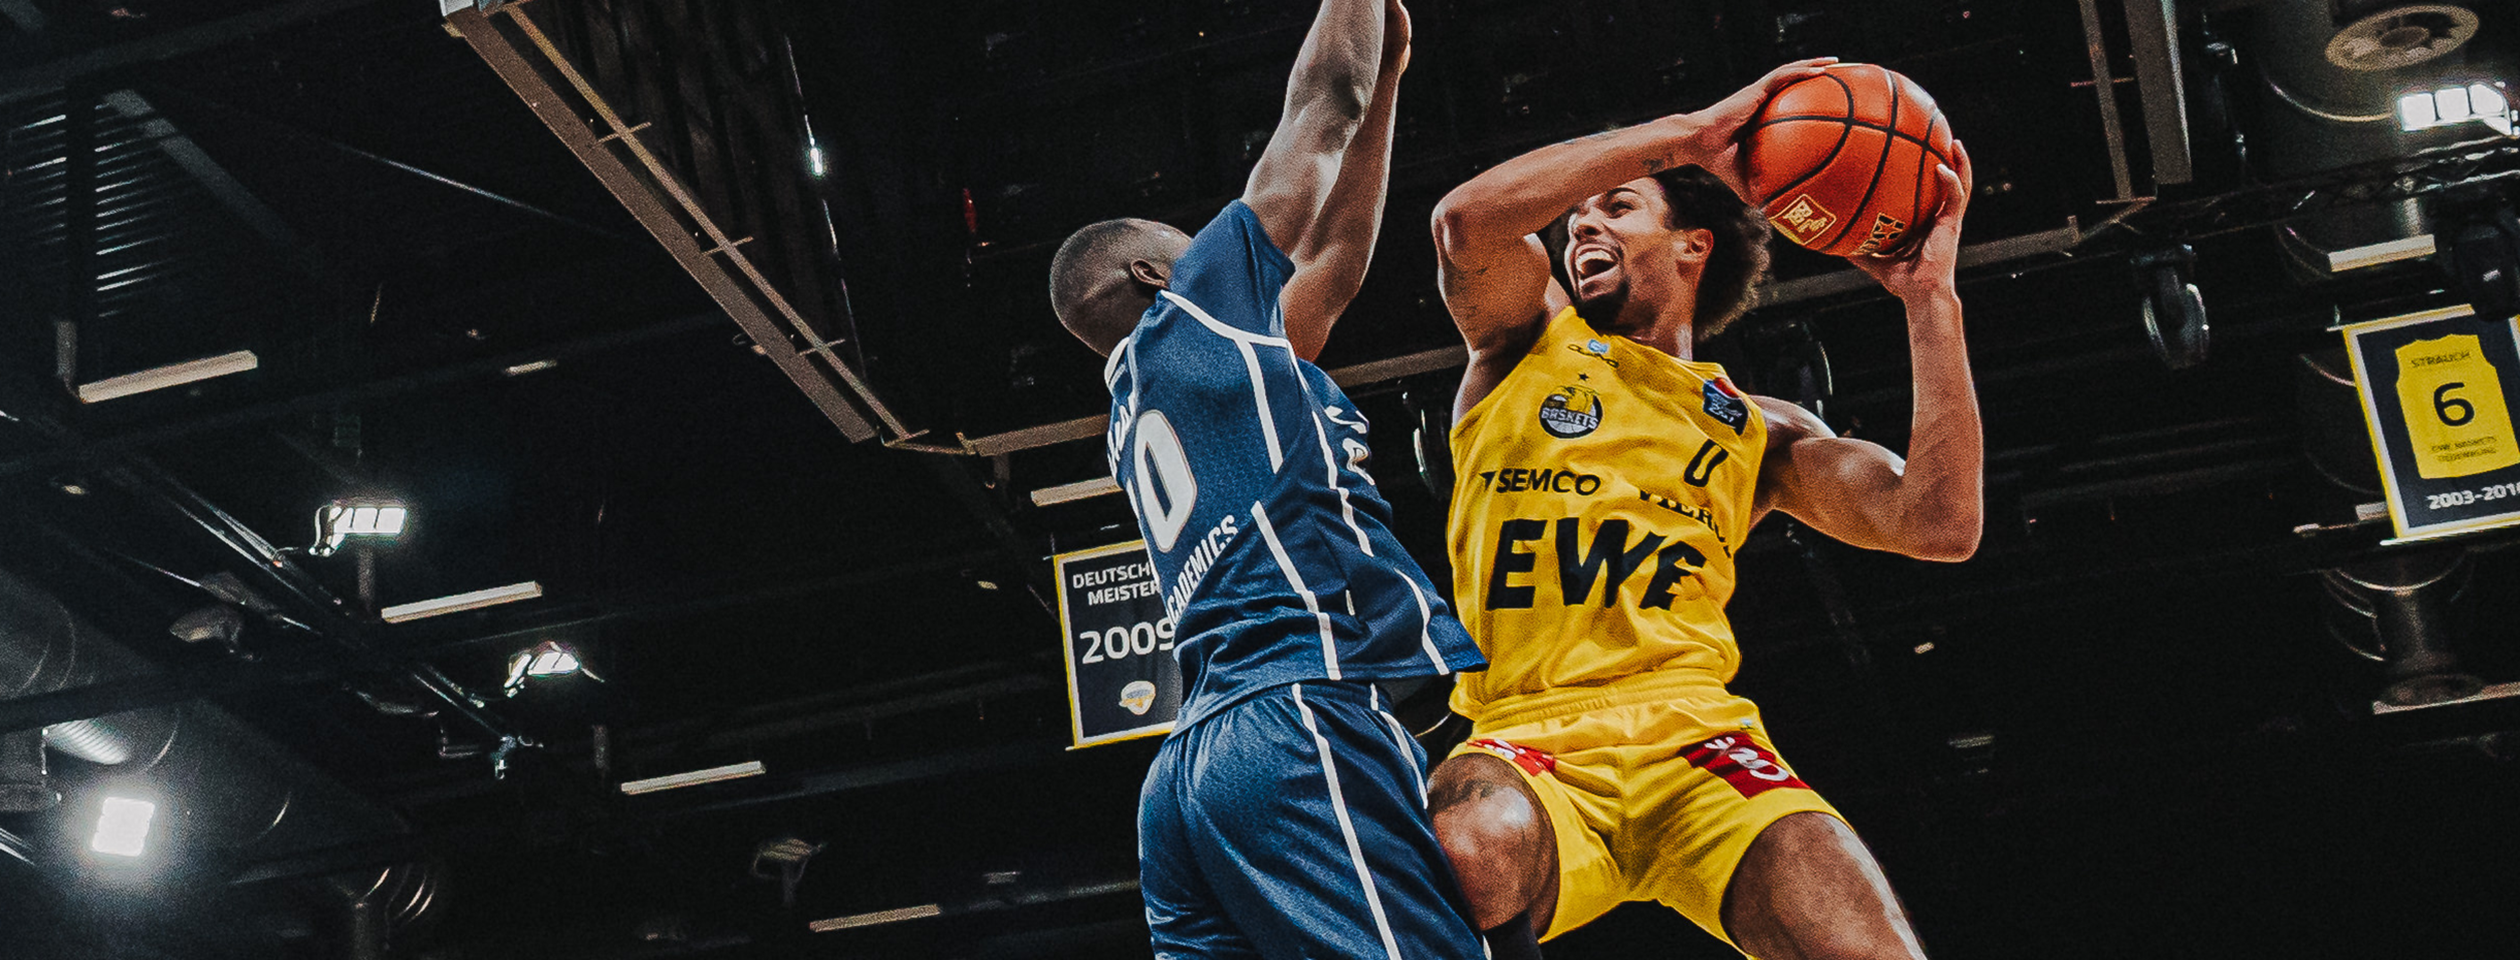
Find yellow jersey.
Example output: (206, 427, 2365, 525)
(1447, 308, 1767, 723)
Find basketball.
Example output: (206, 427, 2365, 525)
(1745, 63, 1955, 259)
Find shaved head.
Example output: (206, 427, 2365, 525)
(1050, 217, 1193, 356)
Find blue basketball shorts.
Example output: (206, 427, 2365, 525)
(1138, 680, 1486, 960)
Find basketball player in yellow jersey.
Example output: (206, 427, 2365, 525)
(1423, 59, 1981, 960)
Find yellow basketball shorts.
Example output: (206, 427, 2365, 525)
(1447, 680, 1842, 946)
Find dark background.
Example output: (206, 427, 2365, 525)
(0, 1, 2518, 958)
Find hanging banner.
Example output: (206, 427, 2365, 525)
(2342, 304, 2520, 542)
(1053, 540, 1180, 747)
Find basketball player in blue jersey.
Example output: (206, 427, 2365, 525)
(1048, 1, 1489, 957)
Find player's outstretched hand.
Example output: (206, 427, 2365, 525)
(1685, 57, 1838, 202)
(1852, 139, 1973, 305)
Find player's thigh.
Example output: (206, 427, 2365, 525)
(1628, 723, 1842, 943)
(1186, 683, 1485, 960)
(1722, 812, 1927, 960)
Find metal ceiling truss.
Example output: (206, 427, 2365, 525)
(446, 0, 908, 444)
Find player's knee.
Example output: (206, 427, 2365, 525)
(1428, 755, 1550, 926)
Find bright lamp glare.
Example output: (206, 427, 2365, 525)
(527, 650, 578, 676)
(505, 640, 590, 696)
(2400, 81, 2515, 134)
(314, 500, 410, 555)
(2438, 86, 2472, 122)
(90, 798, 154, 857)
(2401, 92, 2440, 130)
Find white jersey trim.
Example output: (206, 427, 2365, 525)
(1161, 290, 1286, 471)
(1251, 502, 1340, 680)
(1291, 683, 1406, 960)
(1312, 410, 1372, 555)
(1368, 694, 1429, 807)
(1397, 575, 1447, 675)
(1104, 336, 1131, 387)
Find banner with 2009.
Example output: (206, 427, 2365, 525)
(1052, 540, 1182, 748)
(2344, 304, 2520, 542)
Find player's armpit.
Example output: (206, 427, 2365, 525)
(1753, 398, 1980, 562)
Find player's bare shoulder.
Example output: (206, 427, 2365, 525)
(1752, 394, 1831, 449)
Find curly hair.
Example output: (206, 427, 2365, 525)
(1544, 166, 1773, 341)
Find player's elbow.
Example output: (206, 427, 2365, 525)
(1429, 194, 1491, 259)
(1292, 67, 1372, 134)
(1905, 517, 1981, 563)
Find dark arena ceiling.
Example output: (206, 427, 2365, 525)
(1, 0, 2519, 957)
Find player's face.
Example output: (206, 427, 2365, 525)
(1562, 177, 1690, 324)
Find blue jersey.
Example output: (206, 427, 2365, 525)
(1105, 201, 1485, 728)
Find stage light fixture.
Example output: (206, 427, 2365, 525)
(751, 836, 825, 906)
(310, 500, 408, 556)
(503, 639, 596, 697)
(2398, 81, 2513, 136)
(89, 797, 154, 857)
(2133, 245, 2209, 370)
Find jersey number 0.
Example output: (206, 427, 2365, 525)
(1132, 410, 1200, 550)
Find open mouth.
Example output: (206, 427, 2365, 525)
(1571, 245, 1619, 283)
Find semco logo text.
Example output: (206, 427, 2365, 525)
(1478, 466, 1604, 496)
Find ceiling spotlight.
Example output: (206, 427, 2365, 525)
(2398, 81, 2514, 136)
(504, 639, 598, 697)
(169, 604, 245, 654)
(89, 797, 155, 858)
(310, 500, 409, 557)
(2133, 245, 2209, 370)
(751, 836, 825, 906)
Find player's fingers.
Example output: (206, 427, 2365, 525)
(1950, 139, 1975, 201)
(1759, 57, 1839, 93)
(1924, 166, 1965, 249)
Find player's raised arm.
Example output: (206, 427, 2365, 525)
(1278, 0, 1408, 361)
(1431, 58, 1836, 417)
(1241, 0, 1385, 265)
(1755, 142, 1982, 562)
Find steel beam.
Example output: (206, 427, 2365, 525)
(2121, 0, 2194, 185)
(956, 345, 1472, 458)
(970, 216, 2085, 463)
(0, 544, 998, 735)
(0, 650, 338, 735)
(0, 310, 720, 478)
(101, 90, 331, 279)
(0, 0, 390, 107)
(2076, 0, 2140, 201)
(446, 3, 896, 443)
(0, 376, 530, 746)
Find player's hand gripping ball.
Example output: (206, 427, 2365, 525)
(1744, 63, 1955, 259)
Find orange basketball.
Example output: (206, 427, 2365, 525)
(1745, 63, 1954, 259)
